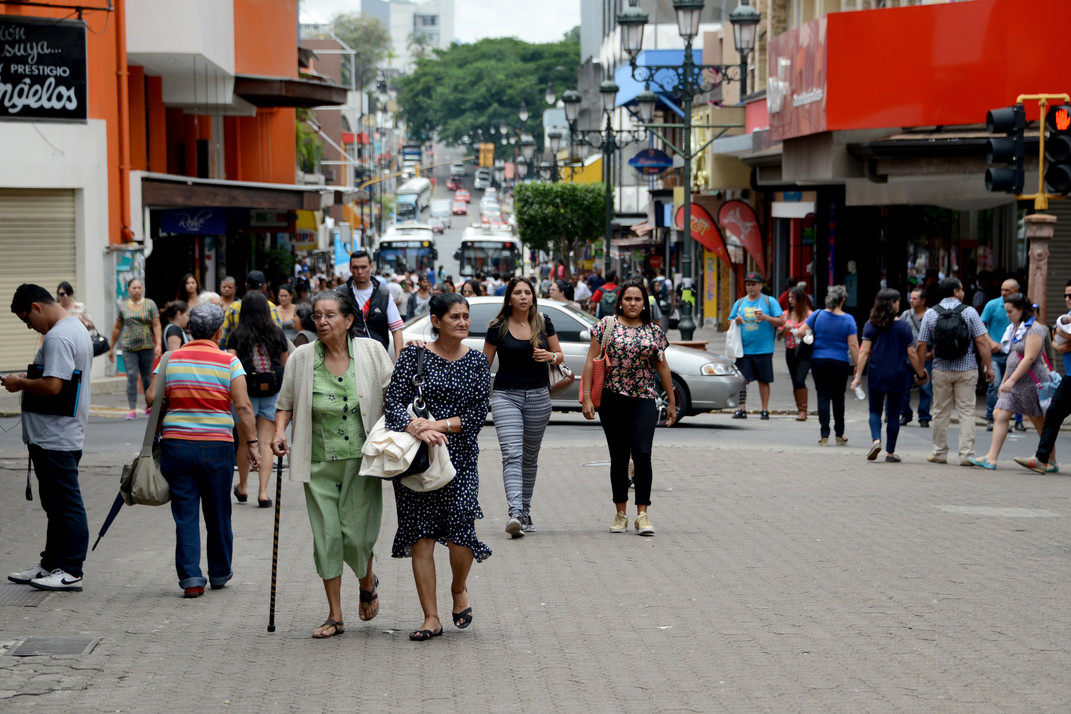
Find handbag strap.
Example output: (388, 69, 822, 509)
(141, 352, 171, 456)
(598, 316, 615, 356)
(412, 347, 426, 411)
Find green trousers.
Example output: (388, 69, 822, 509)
(304, 459, 383, 581)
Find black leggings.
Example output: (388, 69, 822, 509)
(597, 390, 657, 506)
(785, 349, 810, 390)
(811, 358, 851, 438)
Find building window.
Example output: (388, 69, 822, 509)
(416, 14, 438, 27)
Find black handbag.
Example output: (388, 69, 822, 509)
(89, 329, 109, 357)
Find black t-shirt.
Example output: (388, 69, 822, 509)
(485, 314, 556, 391)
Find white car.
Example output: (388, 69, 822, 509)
(401, 297, 745, 420)
(450, 161, 467, 176)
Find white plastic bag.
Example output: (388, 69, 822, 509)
(725, 320, 744, 360)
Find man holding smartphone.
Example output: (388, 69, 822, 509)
(4, 284, 93, 592)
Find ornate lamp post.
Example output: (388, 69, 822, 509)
(617, 0, 759, 339)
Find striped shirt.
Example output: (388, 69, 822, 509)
(157, 340, 246, 442)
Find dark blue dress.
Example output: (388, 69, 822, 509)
(862, 319, 914, 392)
(385, 345, 492, 561)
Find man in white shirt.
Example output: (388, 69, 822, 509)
(344, 251, 403, 360)
(572, 274, 592, 303)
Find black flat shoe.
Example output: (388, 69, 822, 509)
(233, 485, 247, 503)
(258, 498, 272, 508)
(452, 607, 473, 629)
(409, 625, 444, 641)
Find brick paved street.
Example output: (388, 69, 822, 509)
(1, 414, 1070, 711)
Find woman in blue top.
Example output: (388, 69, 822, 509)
(851, 289, 928, 463)
(803, 285, 860, 445)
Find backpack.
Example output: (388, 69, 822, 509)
(932, 303, 971, 359)
(241, 342, 285, 396)
(598, 285, 619, 317)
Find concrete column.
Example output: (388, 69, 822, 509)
(1026, 213, 1057, 324)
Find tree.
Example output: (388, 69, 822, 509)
(408, 32, 433, 61)
(394, 35, 580, 149)
(514, 182, 605, 278)
(329, 13, 392, 88)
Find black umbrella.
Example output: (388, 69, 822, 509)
(92, 492, 127, 551)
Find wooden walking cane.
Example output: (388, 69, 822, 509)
(267, 455, 283, 633)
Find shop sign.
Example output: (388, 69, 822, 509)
(674, 204, 730, 267)
(767, 16, 827, 142)
(717, 200, 765, 276)
(649, 254, 663, 270)
(802, 213, 817, 247)
(629, 148, 673, 176)
(250, 210, 292, 229)
(294, 210, 320, 251)
(0, 17, 87, 122)
(159, 208, 227, 235)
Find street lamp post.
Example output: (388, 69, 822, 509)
(617, 0, 760, 339)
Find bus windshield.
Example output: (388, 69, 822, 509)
(458, 241, 520, 276)
(377, 240, 436, 274)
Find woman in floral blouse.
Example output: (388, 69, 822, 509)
(581, 278, 676, 536)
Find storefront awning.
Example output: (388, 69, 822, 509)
(139, 172, 364, 212)
(234, 74, 348, 108)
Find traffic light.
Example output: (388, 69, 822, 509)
(479, 142, 495, 167)
(985, 104, 1026, 194)
(1045, 103, 1071, 195)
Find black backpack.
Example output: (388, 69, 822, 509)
(932, 304, 971, 359)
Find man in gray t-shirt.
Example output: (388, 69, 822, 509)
(4, 284, 92, 592)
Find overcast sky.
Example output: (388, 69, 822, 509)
(300, 1, 580, 45)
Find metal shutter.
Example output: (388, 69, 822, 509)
(1044, 201, 1071, 374)
(0, 189, 76, 371)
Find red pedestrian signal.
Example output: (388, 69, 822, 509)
(1045, 103, 1071, 194)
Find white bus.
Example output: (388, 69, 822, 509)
(454, 226, 522, 277)
(375, 223, 438, 274)
(396, 176, 433, 222)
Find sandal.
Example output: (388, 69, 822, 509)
(359, 575, 379, 622)
(311, 618, 344, 638)
(409, 617, 443, 641)
(451, 587, 472, 629)
(233, 485, 247, 503)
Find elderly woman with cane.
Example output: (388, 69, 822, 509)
(271, 290, 394, 638)
(147, 303, 258, 598)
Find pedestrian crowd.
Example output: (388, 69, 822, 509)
(3, 254, 678, 643)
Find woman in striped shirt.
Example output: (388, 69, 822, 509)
(147, 303, 259, 599)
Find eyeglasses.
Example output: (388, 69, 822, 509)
(311, 312, 340, 322)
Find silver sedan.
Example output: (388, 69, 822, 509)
(401, 297, 745, 422)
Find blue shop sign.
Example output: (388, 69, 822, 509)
(628, 148, 673, 176)
(159, 208, 227, 235)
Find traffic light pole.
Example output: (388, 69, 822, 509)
(1013, 92, 1070, 210)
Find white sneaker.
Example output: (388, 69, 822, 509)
(505, 517, 524, 538)
(29, 568, 83, 592)
(8, 562, 48, 584)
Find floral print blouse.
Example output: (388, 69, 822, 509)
(592, 317, 669, 399)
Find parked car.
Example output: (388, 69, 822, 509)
(452, 201, 468, 215)
(450, 161, 467, 176)
(401, 297, 744, 420)
(455, 189, 471, 203)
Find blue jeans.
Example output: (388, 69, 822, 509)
(161, 439, 236, 589)
(869, 390, 904, 454)
(900, 359, 933, 422)
(122, 348, 154, 410)
(28, 445, 88, 578)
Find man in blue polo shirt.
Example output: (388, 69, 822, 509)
(728, 272, 784, 420)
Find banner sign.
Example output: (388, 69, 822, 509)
(718, 200, 766, 276)
(674, 204, 730, 267)
(159, 208, 227, 235)
(0, 17, 87, 122)
(629, 148, 673, 176)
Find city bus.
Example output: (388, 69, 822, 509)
(454, 226, 522, 277)
(395, 176, 433, 222)
(375, 224, 438, 274)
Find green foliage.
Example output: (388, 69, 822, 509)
(394, 35, 580, 151)
(329, 13, 392, 87)
(295, 108, 322, 173)
(514, 182, 605, 275)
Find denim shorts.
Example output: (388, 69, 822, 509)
(233, 392, 279, 422)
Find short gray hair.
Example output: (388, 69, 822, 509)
(825, 285, 849, 310)
(188, 303, 225, 339)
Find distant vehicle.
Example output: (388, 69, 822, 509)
(429, 217, 446, 234)
(454, 227, 521, 277)
(446, 176, 461, 191)
(473, 168, 492, 191)
(401, 142, 423, 164)
(375, 224, 438, 274)
(484, 187, 498, 199)
(395, 176, 433, 222)
(455, 189, 471, 203)
(430, 198, 453, 228)
(403, 297, 745, 418)
(452, 201, 468, 215)
(450, 161, 467, 176)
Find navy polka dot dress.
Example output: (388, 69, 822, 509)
(386, 345, 493, 562)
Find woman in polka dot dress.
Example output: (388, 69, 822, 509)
(385, 293, 492, 641)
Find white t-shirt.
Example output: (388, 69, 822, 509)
(351, 282, 404, 332)
(573, 281, 592, 301)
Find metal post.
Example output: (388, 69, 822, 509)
(604, 111, 614, 276)
(676, 37, 697, 340)
(739, 55, 747, 98)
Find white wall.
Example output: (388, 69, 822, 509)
(0, 120, 111, 377)
(126, 0, 235, 75)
